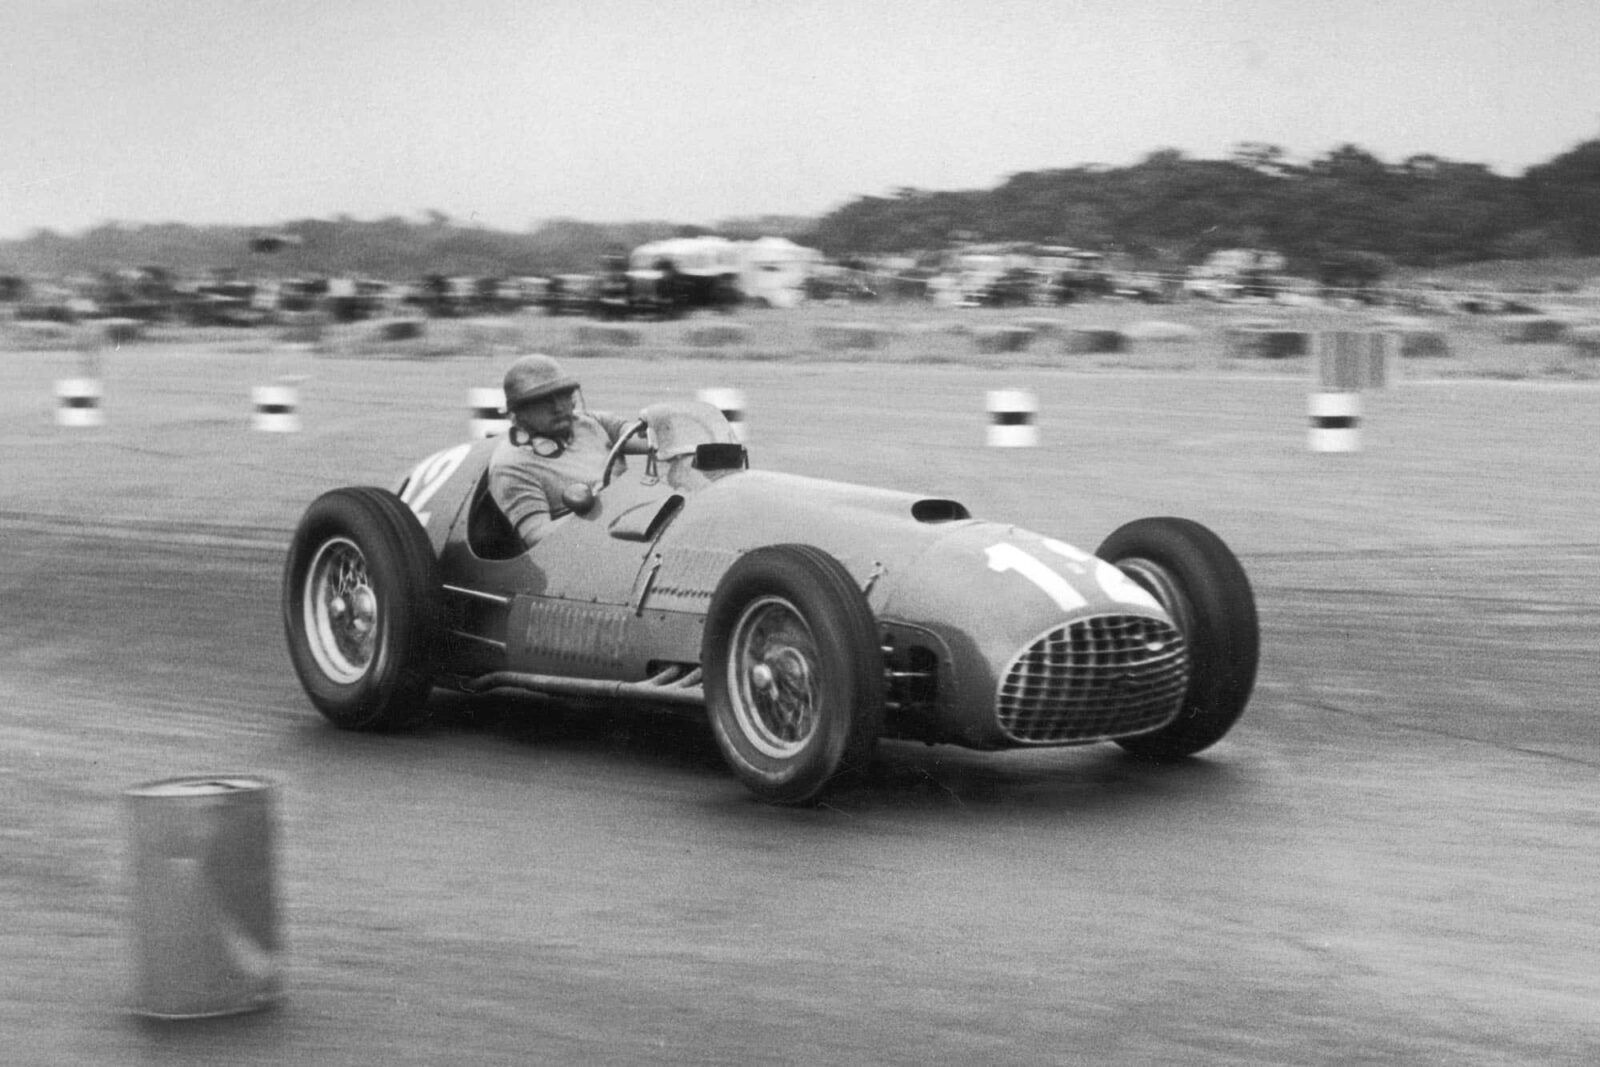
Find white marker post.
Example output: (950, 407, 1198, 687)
(252, 383, 300, 433)
(54, 377, 104, 427)
(468, 387, 508, 439)
(1308, 391, 1361, 452)
(986, 389, 1039, 447)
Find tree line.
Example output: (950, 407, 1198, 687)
(811, 140, 1600, 274)
(3, 141, 1597, 281)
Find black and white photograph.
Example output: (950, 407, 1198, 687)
(3, 1, 1597, 1063)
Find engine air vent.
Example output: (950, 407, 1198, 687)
(911, 498, 970, 523)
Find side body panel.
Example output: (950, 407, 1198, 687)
(640, 471, 1174, 748)
(409, 445, 710, 681)
(394, 440, 487, 552)
(398, 441, 1179, 749)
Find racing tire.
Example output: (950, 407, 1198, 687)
(283, 486, 443, 731)
(703, 545, 884, 805)
(1095, 517, 1258, 761)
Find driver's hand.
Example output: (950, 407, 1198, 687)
(620, 415, 653, 455)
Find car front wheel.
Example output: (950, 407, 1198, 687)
(1096, 517, 1259, 760)
(703, 545, 883, 804)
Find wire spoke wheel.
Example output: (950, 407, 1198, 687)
(703, 544, 883, 805)
(304, 537, 379, 683)
(283, 487, 442, 731)
(728, 596, 822, 758)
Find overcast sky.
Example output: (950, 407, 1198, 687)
(4, 0, 1598, 238)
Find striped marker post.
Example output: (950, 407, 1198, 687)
(986, 389, 1039, 447)
(1308, 391, 1361, 452)
(251, 383, 300, 433)
(697, 387, 748, 442)
(468, 387, 508, 439)
(54, 377, 104, 427)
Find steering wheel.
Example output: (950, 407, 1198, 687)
(599, 419, 650, 490)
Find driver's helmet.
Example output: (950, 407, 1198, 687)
(503, 354, 579, 410)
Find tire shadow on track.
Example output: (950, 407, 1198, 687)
(278, 684, 1248, 825)
(834, 741, 1247, 821)
(327, 688, 1254, 821)
(418, 691, 733, 777)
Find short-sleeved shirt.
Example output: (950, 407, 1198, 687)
(488, 409, 630, 548)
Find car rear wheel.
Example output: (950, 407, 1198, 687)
(283, 487, 442, 730)
(1095, 517, 1258, 760)
(703, 545, 883, 805)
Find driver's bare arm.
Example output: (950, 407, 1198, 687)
(488, 455, 556, 548)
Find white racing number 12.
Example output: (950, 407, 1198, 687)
(399, 443, 471, 527)
(985, 543, 1089, 613)
(1039, 538, 1162, 611)
(985, 539, 1162, 613)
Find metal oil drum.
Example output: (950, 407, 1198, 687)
(123, 775, 282, 1018)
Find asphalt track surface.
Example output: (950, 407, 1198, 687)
(3, 353, 1598, 1064)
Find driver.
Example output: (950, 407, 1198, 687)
(488, 354, 647, 549)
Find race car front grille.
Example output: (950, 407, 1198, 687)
(997, 615, 1190, 744)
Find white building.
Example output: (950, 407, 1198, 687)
(629, 235, 823, 308)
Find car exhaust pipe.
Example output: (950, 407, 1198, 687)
(462, 666, 705, 706)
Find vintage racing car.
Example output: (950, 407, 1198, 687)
(282, 400, 1258, 804)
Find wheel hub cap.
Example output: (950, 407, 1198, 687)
(303, 537, 378, 683)
(728, 597, 821, 759)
